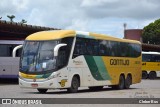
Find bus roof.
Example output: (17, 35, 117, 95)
(89, 32, 141, 44)
(26, 30, 141, 44)
(142, 51, 160, 55)
(26, 30, 76, 40)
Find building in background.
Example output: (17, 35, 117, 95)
(124, 29, 160, 52)
(124, 29, 143, 42)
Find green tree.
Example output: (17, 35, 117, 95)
(142, 19, 160, 45)
(7, 15, 15, 22)
(21, 19, 27, 24)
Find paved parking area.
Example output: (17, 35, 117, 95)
(0, 79, 160, 107)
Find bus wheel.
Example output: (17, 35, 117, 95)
(124, 75, 132, 89)
(37, 89, 48, 93)
(112, 75, 125, 90)
(149, 71, 156, 79)
(89, 86, 103, 91)
(67, 76, 79, 93)
(142, 71, 148, 79)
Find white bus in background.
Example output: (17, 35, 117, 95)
(0, 40, 23, 78)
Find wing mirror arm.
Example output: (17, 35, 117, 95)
(12, 45, 23, 57)
(54, 44, 67, 57)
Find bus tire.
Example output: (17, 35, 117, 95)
(89, 86, 103, 91)
(67, 76, 79, 93)
(124, 75, 132, 89)
(112, 75, 125, 90)
(149, 71, 156, 79)
(142, 71, 148, 79)
(37, 89, 48, 93)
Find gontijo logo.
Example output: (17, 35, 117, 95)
(110, 59, 129, 65)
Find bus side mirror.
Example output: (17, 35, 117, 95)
(54, 44, 67, 57)
(12, 45, 23, 57)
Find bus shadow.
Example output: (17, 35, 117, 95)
(0, 78, 18, 84)
(25, 87, 138, 95)
(142, 77, 160, 80)
(155, 77, 160, 80)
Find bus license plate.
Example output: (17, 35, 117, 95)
(31, 83, 38, 88)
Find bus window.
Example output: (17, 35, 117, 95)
(86, 39, 93, 55)
(57, 37, 73, 68)
(92, 40, 99, 56)
(0, 44, 22, 57)
(155, 55, 160, 62)
(99, 40, 108, 56)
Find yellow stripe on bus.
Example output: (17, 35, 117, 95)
(26, 30, 76, 41)
(19, 72, 37, 79)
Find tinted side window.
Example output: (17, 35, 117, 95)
(73, 37, 82, 58)
(143, 54, 160, 62)
(0, 44, 22, 57)
(142, 54, 151, 62)
(154, 55, 160, 62)
(99, 41, 107, 56)
(57, 37, 74, 68)
(73, 37, 100, 58)
(73, 37, 141, 58)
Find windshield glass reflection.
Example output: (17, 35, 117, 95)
(21, 40, 58, 73)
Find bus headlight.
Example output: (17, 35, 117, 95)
(19, 76, 23, 79)
(47, 72, 60, 80)
(19, 72, 23, 79)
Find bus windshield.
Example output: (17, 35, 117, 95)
(20, 40, 59, 73)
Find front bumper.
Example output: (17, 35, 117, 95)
(19, 78, 60, 89)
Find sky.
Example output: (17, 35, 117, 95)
(0, 0, 160, 38)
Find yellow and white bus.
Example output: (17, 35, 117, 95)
(16, 30, 141, 93)
(142, 52, 160, 79)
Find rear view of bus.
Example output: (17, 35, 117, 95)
(142, 52, 160, 79)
